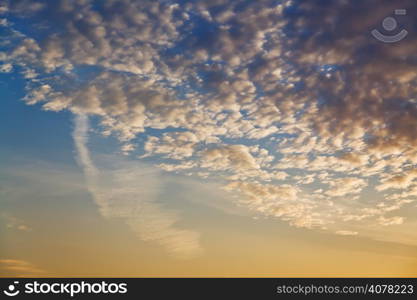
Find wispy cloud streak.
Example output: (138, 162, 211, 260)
(72, 114, 202, 259)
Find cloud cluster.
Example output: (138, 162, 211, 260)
(3, 0, 417, 239)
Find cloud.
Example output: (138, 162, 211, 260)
(376, 169, 417, 191)
(2, 214, 32, 232)
(3, 0, 417, 238)
(0, 63, 12, 73)
(144, 132, 199, 160)
(224, 181, 327, 228)
(325, 177, 367, 197)
(73, 114, 202, 259)
(201, 145, 259, 172)
(335, 231, 359, 236)
(378, 216, 404, 226)
(0, 259, 47, 277)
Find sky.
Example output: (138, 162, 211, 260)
(1, 0, 417, 277)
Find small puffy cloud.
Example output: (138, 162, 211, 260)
(144, 132, 199, 160)
(2, 215, 32, 232)
(120, 143, 135, 155)
(325, 177, 367, 197)
(201, 145, 259, 172)
(336, 230, 358, 236)
(376, 169, 417, 191)
(0, 63, 12, 73)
